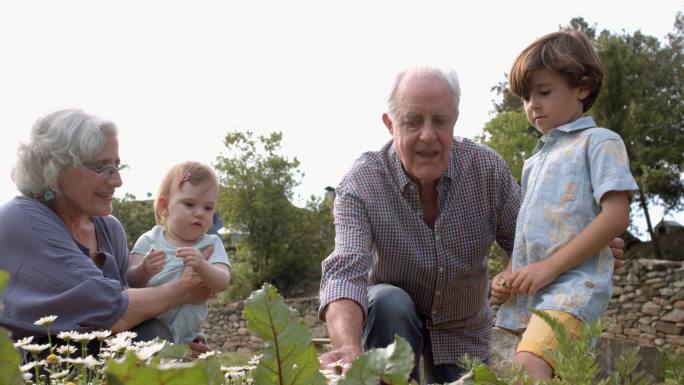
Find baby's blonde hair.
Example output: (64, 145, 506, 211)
(153, 161, 219, 225)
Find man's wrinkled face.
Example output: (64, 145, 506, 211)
(383, 71, 458, 186)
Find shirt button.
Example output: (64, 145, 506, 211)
(432, 310, 437, 315)
(438, 267, 444, 273)
(435, 291, 441, 296)
(435, 235, 441, 241)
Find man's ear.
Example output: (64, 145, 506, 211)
(382, 113, 394, 135)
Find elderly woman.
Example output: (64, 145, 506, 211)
(0, 108, 211, 354)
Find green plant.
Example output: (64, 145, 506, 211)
(242, 282, 326, 385)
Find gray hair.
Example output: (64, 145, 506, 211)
(387, 65, 461, 117)
(12, 108, 118, 198)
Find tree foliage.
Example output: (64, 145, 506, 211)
(215, 131, 334, 298)
(590, 12, 684, 257)
(485, 14, 684, 258)
(475, 111, 537, 185)
(112, 193, 156, 249)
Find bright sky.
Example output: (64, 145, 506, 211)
(1, 1, 682, 239)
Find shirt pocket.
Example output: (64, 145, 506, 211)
(538, 158, 583, 204)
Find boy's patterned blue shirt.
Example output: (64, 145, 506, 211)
(496, 116, 637, 331)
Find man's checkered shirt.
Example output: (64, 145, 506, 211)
(319, 137, 521, 364)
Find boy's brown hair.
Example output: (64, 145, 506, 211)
(153, 161, 219, 225)
(509, 29, 604, 112)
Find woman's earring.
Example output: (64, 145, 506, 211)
(42, 190, 55, 202)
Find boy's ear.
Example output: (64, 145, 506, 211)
(578, 76, 591, 101)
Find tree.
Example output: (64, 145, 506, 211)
(476, 111, 538, 185)
(591, 13, 684, 258)
(112, 193, 156, 249)
(486, 15, 684, 259)
(215, 131, 334, 297)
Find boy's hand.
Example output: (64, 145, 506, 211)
(177, 247, 210, 272)
(509, 260, 558, 295)
(142, 249, 166, 276)
(491, 271, 513, 304)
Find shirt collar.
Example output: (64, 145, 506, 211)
(552, 115, 597, 134)
(533, 116, 597, 154)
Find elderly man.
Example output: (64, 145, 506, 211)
(318, 66, 623, 383)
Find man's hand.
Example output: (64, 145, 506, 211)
(319, 345, 361, 374)
(142, 249, 166, 276)
(609, 238, 626, 268)
(490, 271, 513, 304)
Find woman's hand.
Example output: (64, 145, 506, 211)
(176, 266, 212, 304)
(188, 335, 212, 358)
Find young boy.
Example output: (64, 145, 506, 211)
(491, 30, 637, 380)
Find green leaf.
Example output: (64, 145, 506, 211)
(0, 328, 22, 385)
(0, 271, 22, 385)
(338, 335, 414, 385)
(471, 364, 508, 385)
(0, 271, 8, 294)
(243, 283, 326, 385)
(105, 352, 224, 385)
(156, 342, 191, 360)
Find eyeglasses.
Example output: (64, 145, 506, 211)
(84, 163, 129, 179)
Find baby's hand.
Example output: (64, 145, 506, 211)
(176, 247, 208, 272)
(491, 271, 513, 304)
(142, 248, 166, 276)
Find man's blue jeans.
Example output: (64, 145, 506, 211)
(364, 284, 466, 384)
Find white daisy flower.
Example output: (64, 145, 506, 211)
(21, 343, 51, 354)
(248, 353, 262, 365)
(20, 361, 39, 372)
(92, 330, 111, 341)
(57, 331, 78, 342)
(105, 334, 134, 349)
(21, 372, 33, 381)
(34, 315, 58, 327)
(197, 350, 217, 360)
(50, 369, 70, 379)
(13, 336, 34, 348)
(134, 342, 166, 361)
(115, 331, 138, 340)
(56, 344, 77, 355)
(82, 355, 101, 368)
(157, 361, 195, 370)
(72, 332, 95, 344)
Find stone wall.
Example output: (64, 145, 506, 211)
(604, 258, 684, 354)
(204, 258, 684, 355)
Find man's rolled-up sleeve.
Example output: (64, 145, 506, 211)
(318, 185, 373, 321)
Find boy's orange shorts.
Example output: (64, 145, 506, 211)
(516, 310, 583, 370)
